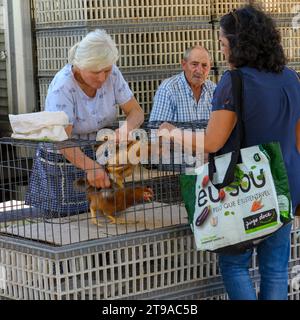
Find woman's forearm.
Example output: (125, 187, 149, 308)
(158, 123, 220, 155)
(126, 108, 144, 131)
(62, 124, 101, 171)
(61, 147, 101, 171)
(121, 97, 144, 131)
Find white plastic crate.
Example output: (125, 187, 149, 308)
(0, 226, 221, 300)
(288, 63, 300, 73)
(1, 224, 299, 300)
(124, 71, 179, 116)
(38, 77, 50, 111)
(279, 21, 300, 63)
(212, 0, 248, 20)
(213, 20, 300, 67)
(36, 29, 86, 76)
(262, 0, 300, 18)
(32, 0, 212, 28)
(36, 24, 214, 75)
(291, 218, 300, 264)
(212, 0, 299, 20)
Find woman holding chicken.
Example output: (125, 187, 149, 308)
(26, 29, 144, 216)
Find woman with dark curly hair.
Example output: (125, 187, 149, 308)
(159, 5, 300, 300)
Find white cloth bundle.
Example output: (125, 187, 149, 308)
(9, 111, 69, 141)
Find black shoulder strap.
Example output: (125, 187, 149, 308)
(208, 69, 244, 189)
(230, 69, 245, 149)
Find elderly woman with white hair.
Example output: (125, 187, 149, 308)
(25, 29, 144, 217)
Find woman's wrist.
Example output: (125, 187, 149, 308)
(85, 162, 104, 173)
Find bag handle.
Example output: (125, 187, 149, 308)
(208, 150, 240, 188)
(208, 69, 245, 189)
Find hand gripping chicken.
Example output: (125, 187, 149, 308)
(75, 140, 153, 226)
(97, 140, 142, 188)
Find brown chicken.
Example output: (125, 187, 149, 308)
(96, 140, 153, 188)
(75, 178, 153, 226)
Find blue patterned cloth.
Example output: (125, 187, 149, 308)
(149, 72, 216, 122)
(25, 145, 94, 217)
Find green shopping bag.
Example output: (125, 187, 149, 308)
(180, 142, 293, 253)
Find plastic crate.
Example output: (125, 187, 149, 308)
(212, 0, 248, 20)
(0, 225, 299, 300)
(32, 0, 212, 28)
(36, 24, 214, 76)
(288, 63, 300, 73)
(279, 20, 300, 63)
(291, 218, 300, 263)
(262, 0, 300, 19)
(212, 0, 299, 20)
(0, 225, 219, 300)
(212, 19, 300, 67)
(212, 23, 222, 67)
(124, 71, 181, 116)
(38, 77, 50, 111)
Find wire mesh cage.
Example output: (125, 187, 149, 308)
(0, 122, 207, 247)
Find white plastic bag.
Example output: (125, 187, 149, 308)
(9, 111, 69, 141)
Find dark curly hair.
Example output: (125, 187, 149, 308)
(220, 5, 287, 73)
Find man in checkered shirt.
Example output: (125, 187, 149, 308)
(149, 45, 216, 123)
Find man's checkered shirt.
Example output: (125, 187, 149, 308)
(149, 72, 216, 122)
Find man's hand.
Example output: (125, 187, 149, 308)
(158, 122, 176, 134)
(158, 122, 183, 146)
